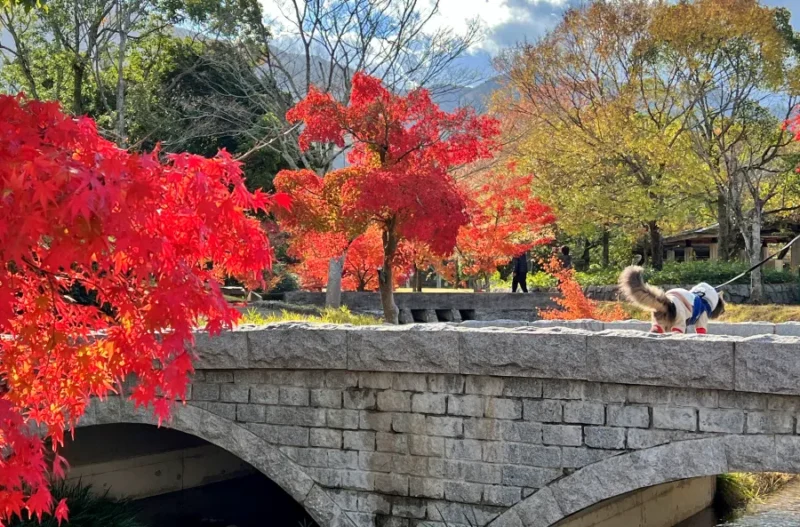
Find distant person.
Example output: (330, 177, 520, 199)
(511, 252, 528, 293)
(559, 246, 572, 270)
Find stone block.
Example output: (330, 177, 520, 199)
(501, 465, 562, 488)
(774, 322, 800, 336)
(442, 460, 503, 484)
(206, 402, 236, 420)
(444, 481, 483, 504)
(358, 372, 394, 389)
(358, 493, 392, 514)
(377, 432, 409, 454)
(194, 331, 249, 369)
(280, 386, 310, 406)
(563, 401, 605, 425)
(485, 398, 522, 420)
(462, 419, 505, 442)
(205, 371, 234, 383)
(409, 477, 444, 499)
(503, 443, 562, 467)
(328, 451, 360, 470)
(393, 374, 428, 392)
(718, 391, 767, 410)
(583, 383, 627, 403)
(735, 336, 800, 395)
(392, 497, 427, 519)
(482, 442, 504, 463)
(191, 383, 220, 401)
(427, 374, 465, 394)
(483, 486, 522, 507)
(327, 409, 360, 430)
(344, 431, 376, 451)
(626, 429, 700, 450)
(250, 385, 279, 405)
(502, 422, 543, 444)
(326, 371, 359, 389)
(344, 390, 377, 410)
(448, 395, 485, 417)
(585, 427, 626, 450)
(411, 393, 447, 415)
(374, 473, 409, 496)
(359, 451, 392, 472)
(746, 411, 794, 434)
(408, 435, 444, 457)
(348, 326, 460, 373)
(377, 391, 412, 412)
(219, 384, 249, 403)
(542, 380, 585, 399)
(587, 332, 734, 390)
(502, 378, 543, 398)
(247, 324, 348, 369)
(445, 439, 483, 461)
(236, 404, 266, 423)
(606, 405, 650, 428)
(542, 425, 582, 447)
(465, 376, 505, 396)
(523, 400, 562, 423)
(311, 428, 343, 449)
(391, 454, 428, 476)
(265, 406, 326, 427)
(653, 406, 697, 431)
(360, 411, 393, 432)
(311, 389, 343, 409)
(699, 408, 745, 433)
(461, 330, 588, 379)
(561, 447, 620, 468)
(669, 388, 719, 408)
(392, 413, 427, 435)
(247, 424, 309, 446)
(628, 385, 671, 405)
(426, 416, 463, 437)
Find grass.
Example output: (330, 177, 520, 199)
(241, 306, 382, 325)
(716, 473, 796, 519)
(596, 301, 800, 324)
(9, 481, 145, 527)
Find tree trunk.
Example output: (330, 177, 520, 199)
(379, 228, 399, 324)
(72, 62, 85, 115)
(717, 192, 733, 261)
(601, 229, 610, 268)
(580, 239, 591, 271)
(115, 0, 128, 145)
(648, 220, 664, 270)
(325, 253, 346, 308)
(749, 206, 764, 303)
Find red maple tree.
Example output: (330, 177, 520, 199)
(444, 167, 555, 288)
(287, 72, 500, 322)
(0, 96, 277, 524)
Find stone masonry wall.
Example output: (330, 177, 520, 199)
(584, 283, 799, 304)
(164, 324, 800, 527)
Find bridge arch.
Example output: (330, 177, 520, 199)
(489, 435, 789, 527)
(76, 397, 354, 527)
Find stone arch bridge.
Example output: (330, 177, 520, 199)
(75, 324, 800, 527)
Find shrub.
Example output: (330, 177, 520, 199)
(538, 257, 626, 321)
(241, 306, 381, 325)
(577, 261, 799, 287)
(8, 481, 144, 527)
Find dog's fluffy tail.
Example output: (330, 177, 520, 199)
(618, 266, 672, 313)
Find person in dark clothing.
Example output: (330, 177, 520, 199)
(559, 246, 572, 270)
(511, 252, 529, 293)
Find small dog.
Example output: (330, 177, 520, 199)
(619, 266, 725, 334)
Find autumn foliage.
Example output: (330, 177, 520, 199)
(538, 256, 626, 321)
(0, 96, 276, 524)
(283, 72, 500, 321)
(442, 167, 555, 286)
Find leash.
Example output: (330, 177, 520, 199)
(714, 233, 800, 291)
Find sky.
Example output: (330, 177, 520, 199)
(415, 0, 800, 78)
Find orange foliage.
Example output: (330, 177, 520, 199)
(538, 256, 626, 321)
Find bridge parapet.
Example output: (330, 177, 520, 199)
(77, 324, 800, 527)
